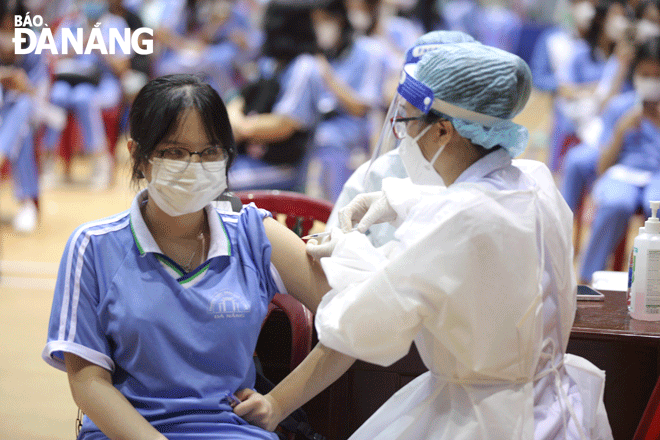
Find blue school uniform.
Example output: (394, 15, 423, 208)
(579, 102, 660, 281)
(561, 90, 638, 211)
(45, 12, 126, 153)
(310, 37, 388, 202)
(229, 54, 322, 191)
(155, 0, 260, 96)
(0, 50, 46, 202)
(43, 190, 284, 439)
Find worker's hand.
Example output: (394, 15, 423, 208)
(339, 191, 396, 233)
(233, 389, 282, 432)
(306, 227, 344, 260)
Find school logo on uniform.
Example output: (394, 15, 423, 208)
(209, 291, 250, 319)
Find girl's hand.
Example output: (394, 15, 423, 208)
(233, 389, 283, 432)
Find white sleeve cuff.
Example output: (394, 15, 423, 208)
(42, 340, 114, 373)
(270, 262, 288, 295)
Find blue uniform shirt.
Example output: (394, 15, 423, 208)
(619, 116, 660, 172)
(43, 190, 284, 439)
(566, 40, 607, 85)
(597, 90, 638, 149)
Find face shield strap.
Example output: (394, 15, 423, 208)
(397, 64, 435, 114)
(405, 43, 450, 65)
(399, 64, 509, 128)
(430, 99, 507, 128)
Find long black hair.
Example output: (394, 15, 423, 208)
(129, 74, 236, 183)
(585, 1, 617, 60)
(315, 0, 354, 59)
(261, 0, 316, 64)
(633, 35, 660, 72)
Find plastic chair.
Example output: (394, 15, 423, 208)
(236, 190, 334, 237)
(236, 190, 332, 440)
(575, 194, 642, 272)
(634, 375, 660, 439)
(236, 190, 333, 372)
(58, 105, 123, 178)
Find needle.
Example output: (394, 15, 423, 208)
(301, 227, 358, 240)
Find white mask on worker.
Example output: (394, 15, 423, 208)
(399, 124, 446, 186)
(147, 158, 227, 217)
(634, 75, 660, 102)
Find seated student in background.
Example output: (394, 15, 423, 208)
(577, 36, 660, 284)
(0, 0, 48, 234)
(108, 0, 152, 105)
(234, 41, 613, 440)
(561, 14, 660, 246)
(304, 0, 388, 203)
(42, 74, 330, 440)
(528, 0, 588, 100)
(42, 0, 130, 191)
(153, 0, 261, 97)
(325, 29, 476, 247)
(550, 1, 634, 172)
(226, 0, 320, 192)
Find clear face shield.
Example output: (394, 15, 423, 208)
(367, 49, 443, 181)
(365, 56, 507, 182)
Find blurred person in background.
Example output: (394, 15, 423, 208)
(574, 36, 660, 283)
(41, 0, 130, 191)
(226, 0, 320, 192)
(633, 0, 660, 43)
(0, 0, 49, 233)
(344, 0, 423, 140)
(474, 0, 523, 53)
(548, 0, 635, 172)
(530, 0, 598, 98)
(108, 0, 152, 104)
(153, 0, 261, 98)
(304, 0, 389, 202)
(440, 0, 481, 37)
(560, 2, 659, 246)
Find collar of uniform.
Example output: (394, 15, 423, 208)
(129, 189, 231, 258)
(454, 148, 512, 185)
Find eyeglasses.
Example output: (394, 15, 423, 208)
(152, 145, 227, 172)
(391, 115, 427, 140)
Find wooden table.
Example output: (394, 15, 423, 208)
(568, 289, 660, 439)
(300, 289, 660, 440)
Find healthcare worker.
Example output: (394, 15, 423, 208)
(325, 29, 476, 247)
(233, 42, 613, 440)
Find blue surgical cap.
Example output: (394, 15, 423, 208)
(414, 43, 532, 157)
(413, 30, 477, 45)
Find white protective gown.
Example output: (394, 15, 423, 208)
(315, 149, 613, 440)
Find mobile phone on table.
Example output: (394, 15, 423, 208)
(577, 284, 605, 301)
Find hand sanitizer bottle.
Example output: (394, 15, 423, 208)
(630, 201, 660, 321)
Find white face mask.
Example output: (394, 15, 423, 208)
(637, 19, 660, 43)
(147, 158, 227, 217)
(572, 1, 596, 31)
(605, 14, 629, 42)
(315, 22, 342, 51)
(634, 75, 660, 102)
(348, 10, 372, 33)
(399, 124, 446, 186)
